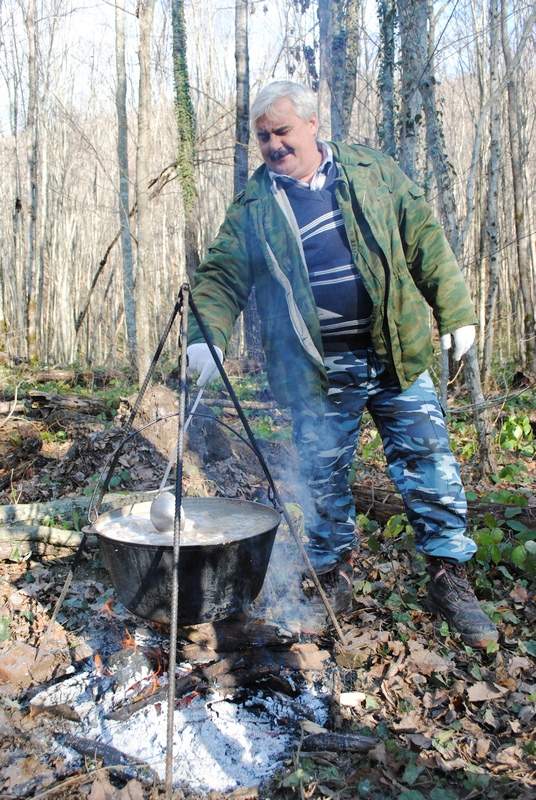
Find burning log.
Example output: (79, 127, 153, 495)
(105, 673, 205, 722)
(56, 733, 160, 784)
(302, 731, 379, 753)
(179, 618, 297, 653)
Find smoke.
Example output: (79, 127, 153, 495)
(251, 440, 328, 635)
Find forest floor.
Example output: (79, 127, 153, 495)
(0, 363, 535, 800)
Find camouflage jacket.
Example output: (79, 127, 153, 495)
(189, 141, 477, 407)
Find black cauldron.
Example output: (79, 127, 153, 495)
(90, 496, 280, 625)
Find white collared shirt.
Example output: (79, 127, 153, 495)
(268, 141, 334, 191)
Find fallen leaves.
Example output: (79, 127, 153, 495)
(406, 642, 451, 676)
(466, 681, 509, 703)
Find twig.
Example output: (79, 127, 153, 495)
(0, 381, 23, 429)
(446, 383, 534, 414)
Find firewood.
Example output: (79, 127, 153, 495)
(302, 731, 379, 752)
(202, 398, 279, 412)
(56, 733, 159, 783)
(179, 618, 297, 652)
(105, 673, 204, 721)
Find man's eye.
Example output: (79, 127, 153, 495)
(257, 133, 269, 143)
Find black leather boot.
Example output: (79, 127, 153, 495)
(426, 558, 498, 648)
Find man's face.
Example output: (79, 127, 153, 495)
(254, 97, 320, 181)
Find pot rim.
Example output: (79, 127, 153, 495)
(88, 496, 281, 549)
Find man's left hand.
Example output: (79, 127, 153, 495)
(440, 325, 476, 361)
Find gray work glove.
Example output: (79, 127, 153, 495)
(186, 343, 223, 386)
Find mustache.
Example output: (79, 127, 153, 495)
(270, 147, 293, 161)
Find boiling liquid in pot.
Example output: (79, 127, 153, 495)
(94, 499, 279, 548)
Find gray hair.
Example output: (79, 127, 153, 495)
(250, 81, 317, 127)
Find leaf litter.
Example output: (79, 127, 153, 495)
(0, 383, 535, 798)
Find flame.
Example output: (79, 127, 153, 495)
(177, 690, 199, 709)
(100, 598, 115, 617)
(121, 627, 137, 650)
(149, 671, 160, 695)
(93, 652, 104, 675)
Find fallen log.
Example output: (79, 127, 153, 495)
(0, 525, 97, 560)
(0, 525, 90, 546)
(0, 489, 163, 525)
(31, 370, 79, 384)
(28, 390, 108, 416)
(202, 398, 280, 412)
(353, 484, 535, 528)
(0, 400, 27, 415)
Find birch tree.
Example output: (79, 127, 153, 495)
(234, 0, 259, 357)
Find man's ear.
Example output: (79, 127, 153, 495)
(310, 113, 319, 134)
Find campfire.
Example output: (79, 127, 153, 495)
(26, 582, 334, 795)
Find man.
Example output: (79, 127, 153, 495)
(187, 81, 498, 649)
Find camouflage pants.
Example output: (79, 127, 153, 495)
(291, 349, 476, 573)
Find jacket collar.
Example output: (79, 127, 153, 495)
(242, 141, 375, 202)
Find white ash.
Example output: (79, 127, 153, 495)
(96, 687, 326, 793)
(33, 660, 329, 794)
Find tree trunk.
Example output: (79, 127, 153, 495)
(115, 3, 137, 371)
(413, 0, 496, 476)
(481, 0, 501, 389)
(135, 0, 156, 383)
(340, 0, 360, 140)
(24, 0, 39, 363)
(397, 0, 427, 180)
(329, 0, 360, 141)
(317, 0, 333, 138)
(464, 346, 497, 475)
(234, 0, 249, 194)
(233, 0, 258, 358)
(376, 0, 396, 156)
(420, 4, 460, 258)
(500, 0, 536, 373)
(171, 0, 199, 282)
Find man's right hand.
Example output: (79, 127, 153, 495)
(186, 343, 223, 386)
